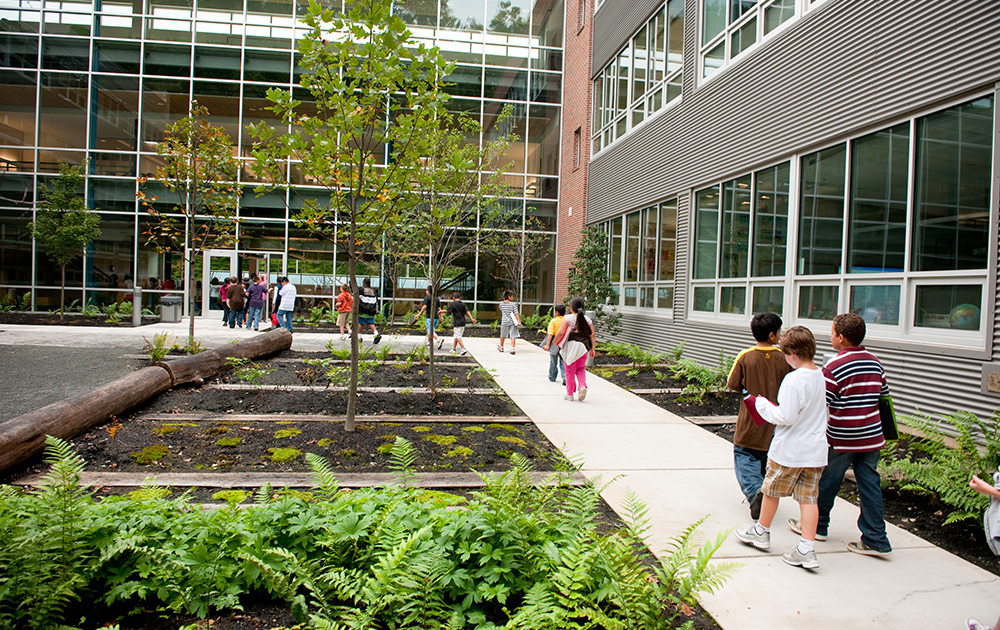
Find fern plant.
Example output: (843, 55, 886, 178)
(881, 408, 1000, 524)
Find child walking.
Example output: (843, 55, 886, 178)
(542, 304, 566, 385)
(965, 473, 1000, 630)
(735, 326, 829, 569)
(555, 297, 596, 402)
(727, 312, 792, 519)
(336, 283, 353, 340)
(446, 292, 476, 355)
(497, 290, 522, 354)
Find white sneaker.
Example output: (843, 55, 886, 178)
(967, 618, 993, 630)
(788, 518, 827, 541)
(461, 349, 469, 356)
(734, 525, 770, 550)
(437, 338, 444, 349)
(577, 387, 587, 402)
(782, 545, 819, 569)
(563, 394, 574, 401)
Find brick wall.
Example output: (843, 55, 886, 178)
(554, 0, 593, 302)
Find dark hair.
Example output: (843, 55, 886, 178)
(781, 326, 816, 360)
(363, 278, 371, 288)
(452, 292, 461, 299)
(750, 312, 782, 342)
(426, 285, 433, 293)
(340, 283, 349, 292)
(833, 312, 866, 346)
(251, 274, 258, 282)
(503, 290, 514, 300)
(569, 296, 592, 338)
(553, 304, 566, 316)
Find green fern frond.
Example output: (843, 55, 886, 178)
(388, 437, 418, 488)
(307, 452, 342, 500)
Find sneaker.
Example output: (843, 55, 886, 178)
(564, 394, 574, 401)
(787, 518, 827, 541)
(497, 345, 504, 352)
(847, 540, 891, 556)
(749, 492, 763, 520)
(339, 334, 347, 340)
(562, 380, 566, 386)
(782, 545, 819, 569)
(967, 617, 993, 630)
(577, 387, 587, 402)
(510, 349, 516, 355)
(461, 349, 469, 356)
(437, 338, 444, 349)
(734, 525, 770, 550)
(373, 334, 382, 344)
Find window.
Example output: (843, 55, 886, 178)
(688, 95, 994, 349)
(700, 0, 804, 80)
(600, 199, 677, 311)
(572, 126, 581, 169)
(592, 0, 683, 153)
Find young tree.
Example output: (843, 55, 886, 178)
(139, 102, 240, 346)
(566, 225, 622, 336)
(481, 215, 552, 300)
(250, 0, 452, 430)
(395, 110, 515, 393)
(28, 162, 101, 318)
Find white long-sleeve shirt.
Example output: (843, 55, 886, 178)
(753, 367, 829, 468)
(278, 282, 297, 311)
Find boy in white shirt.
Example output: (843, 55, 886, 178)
(735, 326, 829, 569)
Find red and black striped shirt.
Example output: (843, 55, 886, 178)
(823, 346, 890, 452)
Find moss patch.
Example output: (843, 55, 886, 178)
(317, 438, 333, 447)
(496, 436, 526, 447)
(488, 423, 523, 434)
(446, 446, 474, 458)
(216, 437, 242, 447)
(211, 490, 249, 503)
(423, 434, 458, 446)
(461, 426, 485, 433)
(129, 444, 170, 465)
(274, 428, 302, 439)
(268, 447, 303, 462)
(152, 426, 181, 436)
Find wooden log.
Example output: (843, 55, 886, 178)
(154, 328, 292, 388)
(0, 366, 173, 474)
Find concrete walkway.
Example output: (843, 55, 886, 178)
(1, 320, 997, 628)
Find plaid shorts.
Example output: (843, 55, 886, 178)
(762, 460, 823, 504)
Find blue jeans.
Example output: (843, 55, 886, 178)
(227, 307, 242, 328)
(247, 306, 262, 330)
(548, 353, 565, 382)
(277, 309, 294, 333)
(734, 445, 768, 502)
(818, 447, 891, 552)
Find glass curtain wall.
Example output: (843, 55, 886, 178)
(0, 0, 562, 317)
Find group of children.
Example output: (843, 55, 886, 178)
(729, 312, 893, 570)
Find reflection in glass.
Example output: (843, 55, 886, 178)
(532, 0, 563, 48)
(797, 285, 838, 320)
(693, 286, 714, 312)
(94, 40, 141, 73)
(625, 211, 639, 282)
(39, 73, 89, 149)
(658, 199, 676, 282)
(525, 103, 559, 175)
(0, 210, 33, 284)
(730, 16, 756, 57)
(487, 0, 530, 35)
(657, 286, 673, 309)
(849, 285, 899, 325)
(693, 186, 719, 279)
(91, 178, 138, 212)
(86, 213, 136, 290)
(609, 217, 623, 283)
(720, 175, 751, 278)
(752, 162, 789, 277)
(42, 37, 89, 71)
(913, 285, 981, 331)
(641, 205, 657, 282)
(798, 144, 845, 275)
(703, 40, 724, 78)
(849, 124, 907, 273)
(703, 0, 726, 44)
(94, 75, 140, 152)
(764, 0, 795, 33)
(0, 71, 38, 150)
(912, 96, 993, 272)
(720, 285, 746, 314)
(752, 285, 783, 316)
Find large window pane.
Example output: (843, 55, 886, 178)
(694, 186, 719, 279)
(913, 285, 981, 331)
(798, 285, 838, 320)
(486, 0, 529, 35)
(720, 285, 746, 314)
(609, 217, 622, 283)
(94, 40, 141, 74)
(94, 75, 140, 152)
(39, 72, 88, 149)
(693, 286, 714, 312)
(764, 0, 794, 33)
(849, 124, 908, 273)
(752, 162, 789, 277)
(0, 209, 33, 285)
(624, 211, 640, 282)
(752, 285, 782, 316)
(86, 213, 136, 290)
(849, 285, 900, 326)
(912, 96, 993, 272)
(525, 103, 559, 175)
(0, 70, 37, 150)
(798, 144, 845, 275)
(532, 0, 563, 48)
(658, 199, 676, 282)
(703, 0, 726, 45)
(720, 175, 751, 278)
(640, 205, 657, 281)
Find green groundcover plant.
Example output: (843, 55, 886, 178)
(0, 437, 738, 629)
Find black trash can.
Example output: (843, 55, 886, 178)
(160, 295, 183, 323)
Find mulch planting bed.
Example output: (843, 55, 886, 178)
(640, 391, 742, 416)
(588, 364, 688, 389)
(214, 361, 496, 389)
(73, 416, 554, 473)
(0, 311, 160, 326)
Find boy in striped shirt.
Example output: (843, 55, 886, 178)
(789, 312, 893, 556)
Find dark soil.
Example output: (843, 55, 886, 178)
(640, 391, 742, 416)
(0, 311, 159, 326)
(588, 365, 688, 389)
(270, 348, 477, 363)
(216, 361, 495, 389)
(143, 387, 520, 416)
(77, 599, 298, 630)
(693, 422, 1000, 578)
(74, 416, 554, 473)
(296, 322, 548, 344)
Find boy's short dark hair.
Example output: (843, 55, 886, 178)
(452, 292, 461, 299)
(502, 290, 514, 300)
(833, 313, 866, 346)
(750, 312, 782, 342)
(553, 304, 566, 316)
(781, 326, 816, 360)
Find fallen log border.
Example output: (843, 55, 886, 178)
(0, 328, 293, 475)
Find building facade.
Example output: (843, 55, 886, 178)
(586, 0, 1000, 421)
(0, 0, 563, 319)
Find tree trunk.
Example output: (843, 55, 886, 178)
(345, 202, 359, 433)
(428, 259, 437, 398)
(59, 263, 66, 319)
(186, 221, 196, 346)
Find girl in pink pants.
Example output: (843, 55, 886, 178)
(554, 296, 596, 402)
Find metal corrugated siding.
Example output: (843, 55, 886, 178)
(592, 0, 663, 79)
(587, 0, 1000, 221)
(589, 0, 1000, 432)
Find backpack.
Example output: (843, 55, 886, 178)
(358, 289, 378, 316)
